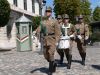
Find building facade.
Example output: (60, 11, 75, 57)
(0, 0, 41, 49)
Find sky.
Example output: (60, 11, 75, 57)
(90, 0, 100, 10)
(45, 0, 100, 17)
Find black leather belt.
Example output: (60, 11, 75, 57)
(81, 34, 85, 35)
(44, 33, 55, 36)
(48, 33, 55, 35)
(77, 34, 85, 35)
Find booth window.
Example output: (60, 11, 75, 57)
(22, 26, 27, 34)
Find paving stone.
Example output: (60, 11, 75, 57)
(0, 47, 100, 75)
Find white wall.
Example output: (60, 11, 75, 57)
(34, 0, 39, 15)
(7, 0, 40, 15)
(18, 0, 24, 10)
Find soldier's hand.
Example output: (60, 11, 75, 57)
(77, 35, 82, 40)
(70, 34, 75, 40)
(70, 34, 74, 38)
(85, 36, 89, 40)
(55, 43, 58, 46)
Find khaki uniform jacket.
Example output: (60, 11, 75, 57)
(36, 18, 60, 50)
(75, 23, 89, 38)
(61, 23, 75, 36)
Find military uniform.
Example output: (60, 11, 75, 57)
(56, 15, 64, 64)
(36, 7, 59, 75)
(75, 15, 89, 66)
(57, 14, 75, 69)
(42, 19, 59, 62)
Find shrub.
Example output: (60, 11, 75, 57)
(32, 16, 48, 31)
(0, 0, 11, 27)
(90, 32, 100, 42)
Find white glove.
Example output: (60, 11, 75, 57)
(60, 36, 70, 40)
(85, 36, 89, 40)
(56, 43, 58, 46)
(70, 35, 74, 38)
(77, 35, 82, 40)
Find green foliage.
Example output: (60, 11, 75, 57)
(91, 32, 100, 42)
(80, 0, 91, 23)
(32, 16, 48, 31)
(93, 6, 100, 21)
(0, 0, 11, 27)
(54, 0, 91, 24)
(54, 0, 81, 24)
(32, 16, 41, 31)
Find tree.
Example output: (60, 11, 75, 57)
(53, 0, 91, 24)
(80, 0, 91, 23)
(32, 16, 48, 31)
(93, 6, 100, 21)
(0, 0, 11, 27)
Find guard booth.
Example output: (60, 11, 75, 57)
(15, 15, 32, 51)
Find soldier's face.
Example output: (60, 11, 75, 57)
(57, 18, 62, 23)
(79, 18, 83, 23)
(46, 11, 52, 17)
(64, 18, 69, 23)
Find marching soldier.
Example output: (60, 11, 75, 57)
(56, 15, 64, 64)
(57, 14, 75, 69)
(36, 7, 59, 75)
(75, 15, 89, 66)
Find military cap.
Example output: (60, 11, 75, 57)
(46, 6, 52, 12)
(57, 15, 62, 19)
(78, 15, 83, 19)
(63, 14, 69, 19)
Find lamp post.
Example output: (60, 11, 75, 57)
(39, 0, 46, 54)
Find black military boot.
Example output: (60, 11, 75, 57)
(52, 61, 57, 72)
(59, 55, 64, 64)
(48, 61, 53, 75)
(81, 53, 86, 66)
(66, 54, 69, 61)
(67, 55, 72, 69)
(48, 61, 57, 75)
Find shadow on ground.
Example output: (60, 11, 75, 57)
(30, 67, 49, 74)
(72, 60, 82, 64)
(55, 59, 67, 67)
(0, 50, 11, 52)
(91, 65, 100, 70)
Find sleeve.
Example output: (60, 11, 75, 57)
(54, 20, 60, 43)
(70, 24, 76, 35)
(85, 24, 89, 37)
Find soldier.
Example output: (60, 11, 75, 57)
(36, 7, 59, 75)
(57, 15, 62, 25)
(56, 15, 64, 64)
(57, 14, 75, 69)
(75, 15, 89, 66)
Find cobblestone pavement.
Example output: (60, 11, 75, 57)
(0, 46, 100, 75)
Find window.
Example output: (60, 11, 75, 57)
(13, 0, 17, 6)
(22, 26, 27, 34)
(32, 0, 35, 13)
(24, 0, 27, 10)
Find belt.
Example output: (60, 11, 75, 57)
(77, 34, 85, 35)
(81, 34, 85, 35)
(44, 33, 55, 36)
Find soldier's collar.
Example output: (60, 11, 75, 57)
(63, 23, 70, 26)
(62, 23, 71, 28)
(79, 22, 84, 25)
